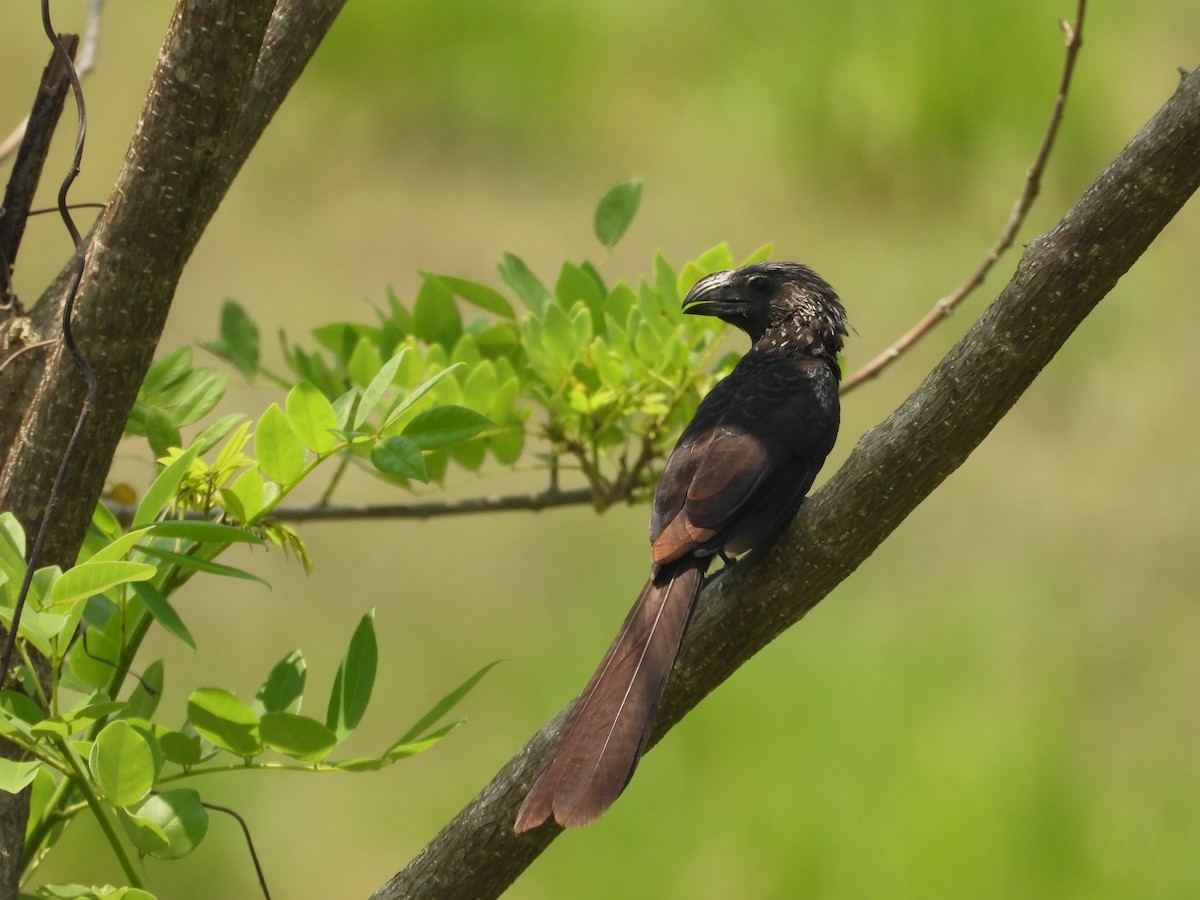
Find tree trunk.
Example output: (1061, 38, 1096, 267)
(0, 2, 347, 894)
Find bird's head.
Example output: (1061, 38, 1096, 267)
(682, 261, 848, 352)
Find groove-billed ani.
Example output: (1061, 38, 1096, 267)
(514, 261, 849, 832)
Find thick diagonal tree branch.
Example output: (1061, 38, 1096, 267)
(0, 2, 347, 895)
(373, 65, 1200, 900)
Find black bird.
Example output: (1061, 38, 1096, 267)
(514, 261, 849, 832)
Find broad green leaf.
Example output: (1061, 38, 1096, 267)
(0, 758, 41, 794)
(254, 649, 306, 715)
(49, 561, 156, 611)
(134, 546, 269, 587)
(0, 690, 45, 736)
(261, 712, 339, 762)
(401, 406, 493, 451)
(346, 335, 384, 389)
(191, 412, 247, 456)
(131, 582, 196, 650)
(398, 660, 501, 744)
(84, 528, 151, 565)
(370, 436, 428, 482)
(387, 719, 464, 761)
(424, 273, 515, 320)
(132, 443, 202, 529)
(539, 303, 576, 372)
(286, 381, 340, 453)
(89, 721, 157, 807)
(223, 466, 265, 523)
(168, 370, 228, 426)
(498, 251, 551, 315)
(355, 348, 407, 429)
(187, 688, 262, 757)
(140, 346, 193, 397)
(413, 276, 463, 347)
(593, 178, 643, 248)
(326, 611, 377, 740)
(254, 403, 306, 484)
(121, 658, 164, 722)
(0, 515, 25, 588)
(130, 789, 209, 859)
(379, 362, 463, 432)
(120, 807, 170, 856)
(131, 404, 182, 456)
(211, 300, 260, 376)
(159, 730, 201, 767)
(556, 262, 607, 334)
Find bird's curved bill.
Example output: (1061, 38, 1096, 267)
(681, 270, 739, 317)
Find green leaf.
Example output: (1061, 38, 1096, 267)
(326, 611, 377, 740)
(187, 688, 262, 757)
(539, 303, 577, 372)
(84, 527, 152, 565)
(398, 660, 501, 744)
(593, 178, 643, 248)
(370, 436, 428, 482)
(424, 273, 515, 320)
(131, 581, 196, 650)
(386, 719, 464, 761)
(255, 403, 306, 484)
(159, 730, 201, 767)
(210, 300, 260, 376)
(223, 467, 265, 523)
(380, 363, 464, 431)
(261, 712, 339, 762)
(254, 649, 306, 715)
(89, 721, 158, 807)
(346, 335, 383, 389)
(498, 251, 551, 315)
(286, 381, 340, 454)
(134, 545, 270, 587)
(413, 276, 463, 347)
(49, 561, 156, 611)
(131, 405, 182, 456)
(121, 659, 165, 722)
(168, 370, 228, 426)
(401, 406, 493, 451)
(132, 443, 202, 529)
(191, 412, 247, 456)
(0, 758, 41, 794)
(129, 789, 209, 859)
(355, 349, 407, 429)
(140, 346, 193, 398)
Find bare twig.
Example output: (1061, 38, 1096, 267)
(104, 486, 598, 525)
(201, 802, 272, 900)
(0, 9, 94, 685)
(0, 35, 80, 309)
(841, 0, 1087, 393)
(0, 0, 103, 166)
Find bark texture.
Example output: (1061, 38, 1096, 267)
(0, 2, 347, 894)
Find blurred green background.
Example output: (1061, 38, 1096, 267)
(4, 1, 1199, 897)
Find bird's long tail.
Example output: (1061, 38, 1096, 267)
(514, 555, 709, 832)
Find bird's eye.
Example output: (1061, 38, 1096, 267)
(747, 274, 772, 294)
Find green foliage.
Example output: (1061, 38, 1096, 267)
(204, 185, 764, 509)
(3, 180, 757, 895)
(0, 505, 494, 897)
